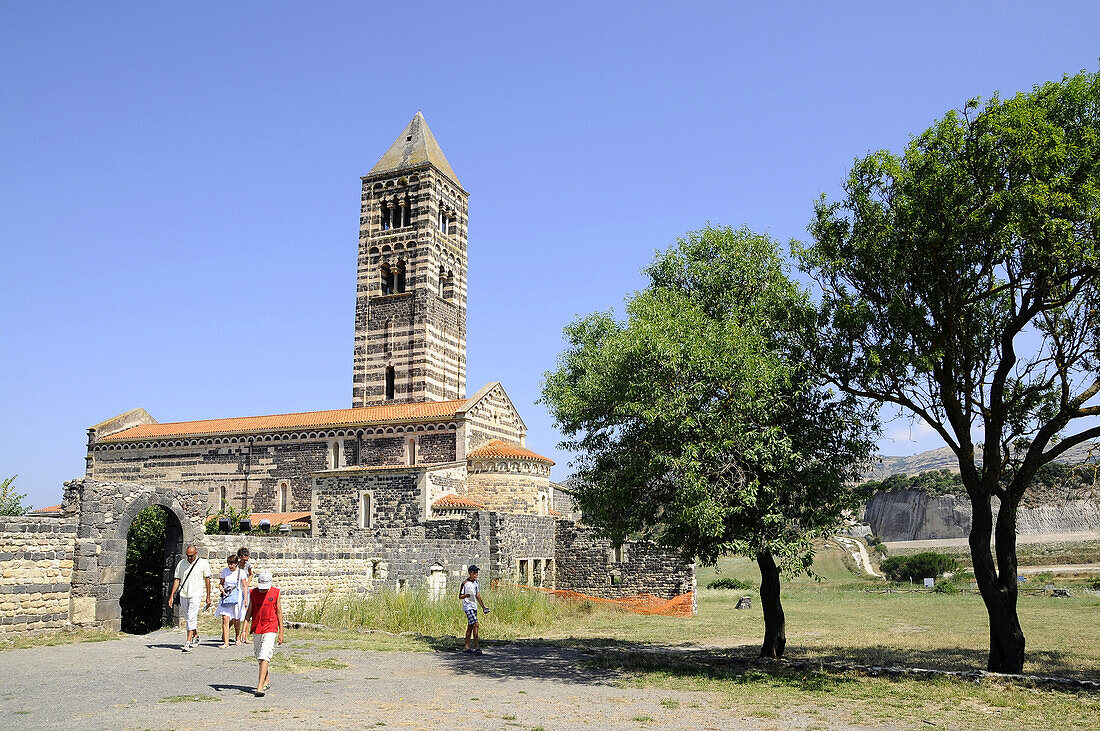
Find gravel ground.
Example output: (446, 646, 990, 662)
(0, 628, 852, 730)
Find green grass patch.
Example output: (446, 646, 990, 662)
(159, 694, 221, 703)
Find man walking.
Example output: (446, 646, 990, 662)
(168, 544, 212, 651)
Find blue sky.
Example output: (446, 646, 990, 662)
(2, 2, 1099, 509)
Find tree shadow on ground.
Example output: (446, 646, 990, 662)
(430, 641, 621, 685)
(428, 635, 1098, 689)
(784, 644, 1098, 681)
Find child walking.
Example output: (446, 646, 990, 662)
(459, 565, 490, 654)
(244, 571, 283, 696)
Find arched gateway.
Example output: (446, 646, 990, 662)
(65, 479, 206, 631)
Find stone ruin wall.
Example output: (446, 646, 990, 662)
(203, 517, 489, 607)
(489, 513, 557, 582)
(554, 522, 696, 601)
(0, 516, 76, 633)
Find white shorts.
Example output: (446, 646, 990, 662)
(254, 632, 277, 662)
(180, 595, 201, 631)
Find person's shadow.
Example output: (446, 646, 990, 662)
(209, 683, 254, 694)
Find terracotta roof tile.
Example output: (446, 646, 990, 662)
(432, 494, 485, 509)
(99, 399, 470, 443)
(466, 439, 554, 465)
(548, 508, 563, 517)
(250, 512, 312, 527)
(29, 504, 62, 514)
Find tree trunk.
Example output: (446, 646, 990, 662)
(757, 550, 786, 659)
(969, 491, 1026, 673)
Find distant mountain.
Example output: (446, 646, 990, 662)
(865, 441, 1100, 482)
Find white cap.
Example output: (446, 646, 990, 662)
(256, 571, 273, 590)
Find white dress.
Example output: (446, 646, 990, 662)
(217, 567, 247, 620)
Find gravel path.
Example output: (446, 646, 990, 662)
(0, 629, 849, 730)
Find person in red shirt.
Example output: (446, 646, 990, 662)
(244, 571, 284, 697)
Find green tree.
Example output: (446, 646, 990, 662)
(0, 475, 28, 516)
(801, 70, 1100, 673)
(542, 226, 876, 658)
(120, 505, 169, 633)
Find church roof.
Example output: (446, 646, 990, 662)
(432, 494, 485, 510)
(367, 112, 462, 188)
(250, 511, 312, 528)
(466, 439, 555, 465)
(98, 399, 470, 442)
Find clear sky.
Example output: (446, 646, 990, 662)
(2, 2, 1099, 509)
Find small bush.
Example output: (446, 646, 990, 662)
(873, 543, 889, 557)
(865, 534, 881, 547)
(707, 577, 754, 590)
(880, 552, 958, 582)
(1089, 579, 1100, 591)
(932, 579, 962, 594)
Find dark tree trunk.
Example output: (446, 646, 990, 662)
(757, 550, 786, 659)
(969, 491, 1026, 673)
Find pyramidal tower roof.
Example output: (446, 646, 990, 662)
(367, 112, 461, 188)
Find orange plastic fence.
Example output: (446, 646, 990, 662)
(494, 580, 696, 617)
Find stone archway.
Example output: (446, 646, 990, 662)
(120, 504, 184, 632)
(66, 479, 206, 631)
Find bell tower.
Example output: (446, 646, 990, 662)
(352, 112, 468, 407)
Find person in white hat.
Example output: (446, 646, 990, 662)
(243, 570, 283, 696)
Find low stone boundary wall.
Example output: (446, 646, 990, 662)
(554, 522, 695, 603)
(202, 516, 491, 606)
(0, 516, 77, 633)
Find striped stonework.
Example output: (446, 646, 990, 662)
(352, 113, 468, 407)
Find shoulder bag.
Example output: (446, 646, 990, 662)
(174, 558, 199, 606)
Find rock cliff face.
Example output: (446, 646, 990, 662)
(864, 489, 1100, 541)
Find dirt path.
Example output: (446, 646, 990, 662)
(835, 536, 881, 578)
(0, 629, 855, 730)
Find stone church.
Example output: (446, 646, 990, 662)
(84, 112, 557, 528)
(0, 116, 694, 634)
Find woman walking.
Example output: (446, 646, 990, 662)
(216, 553, 247, 647)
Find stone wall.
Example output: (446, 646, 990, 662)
(313, 468, 424, 536)
(462, 384, 527, 451)
(466, 469, 550, 515)
(202, 514, 489, 605)
(88, 439, 329, 516)
(554, 522, 695, 601)
(0, 516, 76, 633)
(89, 426, 462, 517)
(488, 513, 557, 581)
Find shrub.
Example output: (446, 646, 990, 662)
(933, 579, 962, 594)
(880, 552, 958, 582)
(0, 475, 28, 517)
(1089, 579, 1100, 591)
(707, 577, 754, 590)
(204, 502, 252, 534)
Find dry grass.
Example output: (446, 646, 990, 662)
(0, 628, 119, 652)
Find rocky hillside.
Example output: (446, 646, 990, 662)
(865, 441, 1099, 482)
(862, 443, 1100, 541)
